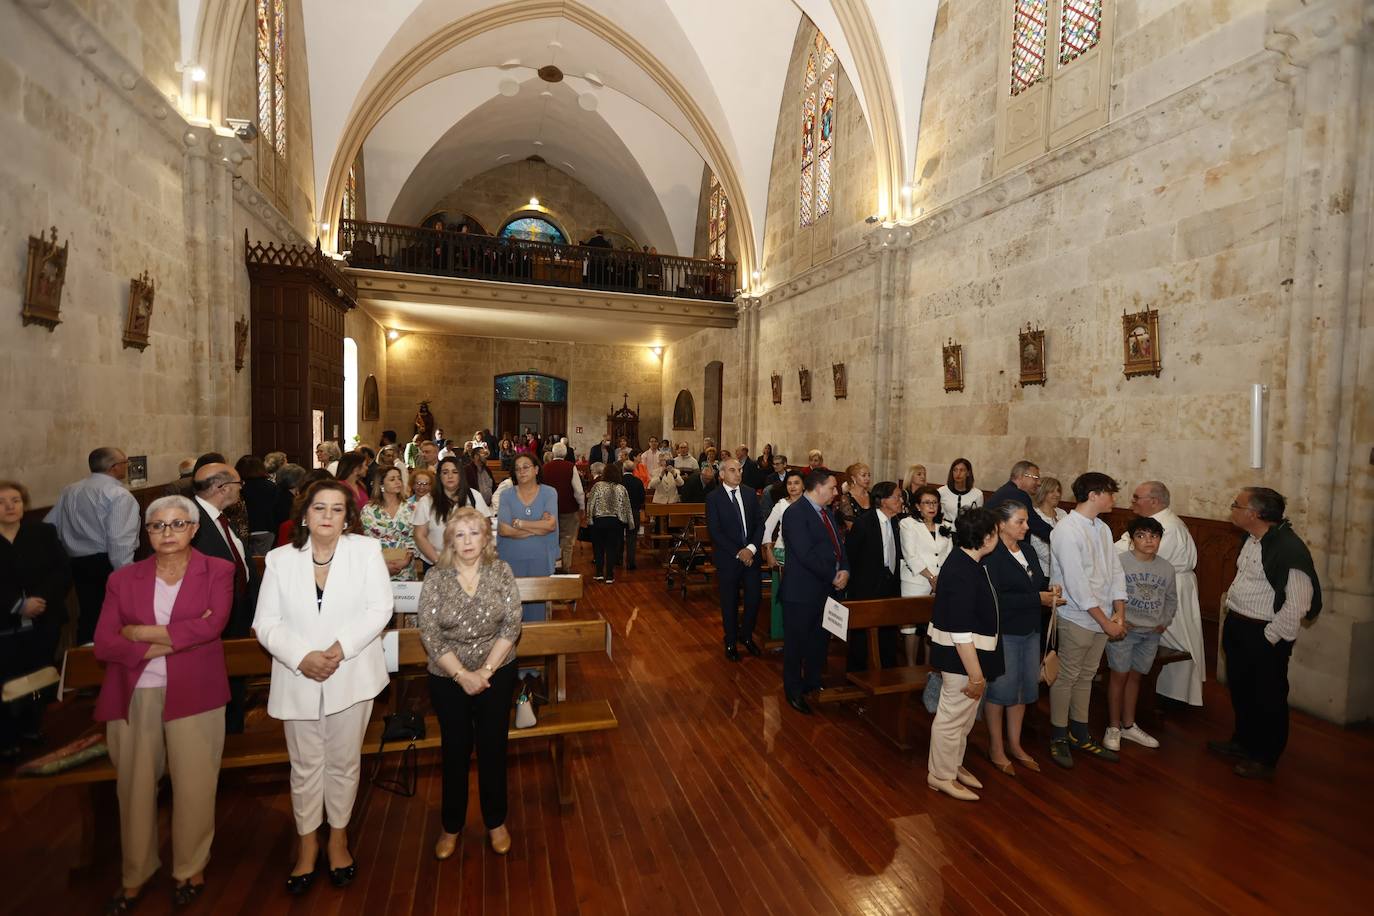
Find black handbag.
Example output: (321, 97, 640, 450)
(369, 711, 426, 797)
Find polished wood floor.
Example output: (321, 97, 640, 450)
(2, 548, 1371, 915)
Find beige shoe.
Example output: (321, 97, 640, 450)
(956, 766, 984, 790)
(434, 831, 458, 861)
(489, 825, 511, 855)
(927, 774, 980, 802)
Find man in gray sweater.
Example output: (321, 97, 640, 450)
(1105, 516, 1178, 751)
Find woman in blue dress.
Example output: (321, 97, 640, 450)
(495, 453, 559, 620)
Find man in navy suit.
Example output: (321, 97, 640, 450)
(778, 469, 850, 714)
(706, 458, 764, 661)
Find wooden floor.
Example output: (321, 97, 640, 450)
(2, 548, 1371, 915)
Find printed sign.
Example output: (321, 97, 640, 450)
(822, 596, 850, 640)
(392, 581, 422, 617)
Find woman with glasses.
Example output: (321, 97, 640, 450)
(898, 484, 953, 666)
(93, 495, 234, 911)
(496, 454, 559, 620)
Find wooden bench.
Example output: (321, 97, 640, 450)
(815, 596, 935, 751)
(644, 502, 705, 554)
(15, 618, 617, 808)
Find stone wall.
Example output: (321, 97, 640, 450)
(384, 333, 663, 454)
(346, 308, 388, 449)
(426, 162, 635, 250)
(660, 327, 740, 451)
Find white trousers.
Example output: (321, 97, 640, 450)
(927, 672, 980, 782)
(282, 698, 373, 835)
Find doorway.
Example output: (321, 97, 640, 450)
(493, 373, 570, 440)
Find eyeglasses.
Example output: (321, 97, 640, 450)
(146, 519, 194, 533)
(218, 480, 243, 489)
(1023, 473, 1040, 481)
(1230, 502, 1255, 512)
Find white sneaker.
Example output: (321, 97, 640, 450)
(1120, 724, 1160, 748)
(1103, 726, 1121, 751)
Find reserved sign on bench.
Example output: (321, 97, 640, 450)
(822, 597, 850, 640)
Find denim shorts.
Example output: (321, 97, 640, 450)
(986, 631, 1040, 706)
(1105, 628, 1162, 674)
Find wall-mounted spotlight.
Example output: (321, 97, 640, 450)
(528, 196, 540, 208)
(189, 66, 207, 83)
(865, 215, 880, 224)
(650, 346, 663, 359)
(388, 329, 400, 341)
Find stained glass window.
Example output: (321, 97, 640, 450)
(342, 165, 357, 223)
(1010, 0, 1048, 96)
(256, 0, 287, 196)
(707, 174, 728, 260)
(799, 32, 837, 228)
(500, 217, 567, 245)
(1058, 0, 1102, 66)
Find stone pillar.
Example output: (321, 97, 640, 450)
(868, 225, 915, 481)
(1268, 0, 1374, 722)
(735, 295, 762, 451)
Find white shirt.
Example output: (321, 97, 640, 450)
(1226, 535, 1313, 644)
(879, 511, 896, 573)
(1031, 506, 1067, 575)
(44, 472, 140, 567)
(194, 495, 250, 581)
(1049, 510, 1127, 632)
(937, 484, 983, 523)
(898, 517, 952, 596)
(412, 490, 494, 557)
(763, 497, 791, 551)
(721, 485, 756, 555)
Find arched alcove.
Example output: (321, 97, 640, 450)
(672, 388, 695, 430)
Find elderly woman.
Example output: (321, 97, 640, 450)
(587, 463, 634, 584)
(1031, 476, 1068, 576)
(253, 480, 393, 895)
(761, 469, 805, 642)
(496, 454, 559, 620)
(983, 500, 1061, 777)
(938, 458, 982, 522)
(419, 508, 523, 860)
(315, 441, 342, 475)
(272, 463, 307, 532)
(408, 466, 436, 501)
(649, 454, 682, 504)
(0, 480, 70, 758)
(93, 495, 234, 911)
(360, 466, 419, 583)
(926, 507, 1002, 802)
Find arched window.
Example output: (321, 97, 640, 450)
(500, 216, 568, 245)
(800, 31, 837, 228)
(708, 174, 728, 259)
(341, 164, 358, 224)
(256, 0, 288, 205)
(343, 337, 358, 447)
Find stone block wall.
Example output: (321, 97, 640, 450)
(426, 162, 636, 251)
(346, 308, 388, 449)
(660, 327, 740, 452)
(385, 333, 663, 454)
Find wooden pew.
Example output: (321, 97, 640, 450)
(18, 618, 617, 807)
(643, 501, 705, 554)
(814, 596, 935, 751)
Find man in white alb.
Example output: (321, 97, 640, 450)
(1116, 480, 1204, 706)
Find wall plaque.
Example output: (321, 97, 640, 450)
(943, 339, 964, 392)
(1122, 308, 1162, 378)
(798, 368, 812, 402)
(1019, 324, 1046, 386)
(832, 363, 847, 399)
(770, 373, 782, 405)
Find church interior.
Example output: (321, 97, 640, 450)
(1, 0, 1372, 912)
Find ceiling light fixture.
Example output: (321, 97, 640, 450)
(387, 329, 399, 341)
(651, 346, 663, 358)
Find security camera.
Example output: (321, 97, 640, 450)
(225, 118, 259, 142)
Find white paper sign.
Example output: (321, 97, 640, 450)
(822, 597, 850, 640)
(392, 581, 423, 616)
(381, 630, 399, 673)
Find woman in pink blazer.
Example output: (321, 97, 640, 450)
(94, 495, 234, 913)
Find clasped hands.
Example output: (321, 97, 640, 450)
(454, 667, 491, 696)
(831, 569, 850, 589)
(299, 641, 344, 682)
(121, 607, 213, 642)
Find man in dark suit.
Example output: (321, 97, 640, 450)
(844, 481, 904, 671)
(736, 445, 765, 491)
(589, 435, 613, 465)
(679, 464, 718, 503)
(621, 459, 645, 571)
(706, 458, 764, 662)
(190, 462, 260, 733)
(989, 460, 1053, 542)
(778, 469, 849, 713)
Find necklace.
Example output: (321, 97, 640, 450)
(312, 552, 335, 567)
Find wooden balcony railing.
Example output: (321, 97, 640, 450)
(338, 219, 737, 302)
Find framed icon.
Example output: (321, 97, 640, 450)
(1122, 309, 1162, 378)
(943, 340, 964, 393)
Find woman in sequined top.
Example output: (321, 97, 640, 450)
(417, 507, 523, 861)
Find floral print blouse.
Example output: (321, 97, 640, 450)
(360, 497, 419, 581)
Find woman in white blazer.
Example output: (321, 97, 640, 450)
(253, 479, 393, 896)
(898, 484, 954, 664)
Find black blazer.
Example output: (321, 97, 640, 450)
(989, 482, 1053, 542)
(928, 548, 1004, 680)
(778, 498, 849, 604)
(706, 484, 762, 565)
(680, 474, 717, 505)
(845, 510, 902, 601)
(984, 540, 1047, 636)
(623, 475, 646, 516)
(0, 521, 70, 665)
(191, 499, 260, 635)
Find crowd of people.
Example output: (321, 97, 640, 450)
(0, 433, 1321, 908)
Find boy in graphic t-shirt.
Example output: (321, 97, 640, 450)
(1106, 516, 1178, 751)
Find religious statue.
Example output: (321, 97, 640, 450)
(234, 317, 250, 371)
(22, 226, 68, 330)
(414, 400, 436, 439)
(122, 271, 155, 351)
(832, 362, 847, 399)
(943, 340, 964, 392)
(798, 368, 812, 402)
(770, 373, 782, 405)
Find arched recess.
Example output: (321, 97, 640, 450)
(494, 372, 568, 441)
(319, 1, 762, 280)
(672, 389, 695, 431)
(703, 361, 723, 446)
(343, 337, 359, 446)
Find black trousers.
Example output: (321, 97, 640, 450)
(624, 519, 638, 570)
(591, 517, 624, 579)
(428, 662, 519, 833)
(782, 599, 830, 698)
(1223, 613, 1294, 767)
(70, 554, 113, 645)
(717, 555, 761, 647)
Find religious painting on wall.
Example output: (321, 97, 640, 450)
(126, 455, 148, 489)
(362, 375, 380, 421)
(672, 389, 695, 430)
(832, 363, 847, 399)
(122, 271, 155, 351)
(771, 372, 782, 405)
(1122, 308, 1162, 378)
(22, 226, 68, 330)
(943, 340, 964, 392)
(234, 317, 249, 371)
(1019, 324, 1046, 386)
(798, 368, 812, 402)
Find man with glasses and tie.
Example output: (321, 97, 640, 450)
(778, 469, 850, 714)
(191, 463, 258, 733)
(989, 460, 1054, 544)
(45, 446, 140, 644)
(706, 458, 764, 663)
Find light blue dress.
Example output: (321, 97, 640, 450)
(497, 483, 559, 621)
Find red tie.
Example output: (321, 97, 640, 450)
(218, 516, 248, 595)
(819, 508, 841, 561)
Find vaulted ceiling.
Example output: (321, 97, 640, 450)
(186, 0, 940, 273)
